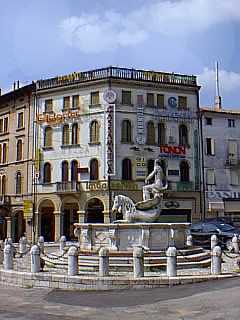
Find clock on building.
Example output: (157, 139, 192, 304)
(168, 97, 177, 108)
(103, 89, 117, 104)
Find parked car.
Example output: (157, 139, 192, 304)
(190, 221, 240, 249)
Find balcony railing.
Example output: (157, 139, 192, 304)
(0, 195, 11, 206)
(225, 159, 240, 167)
(177, 181, 194, 192)
(37, 66, 197, 90)
(56, 182, 81, 193)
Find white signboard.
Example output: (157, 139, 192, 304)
(206, 191, 240, 200)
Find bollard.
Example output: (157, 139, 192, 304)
(166, 246, 177, 277)
(4, 244, 13, 270)
(38, 236, 44, 254)
(211, 235, 218, 250)
(30, 245, 41, 273)
(99, 247, 109, 277)
(68, 246, 78, 276)
(232, 235, 239, 254)
(186, 234, 193, 247)
(211, 245, 222, 275)
(133, 246, 144, 278)
(59, 236, 66, 255)
(19, 236, 27, 255)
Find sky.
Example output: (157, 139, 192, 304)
(1, 0, 240, 108)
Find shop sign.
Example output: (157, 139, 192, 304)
(207, 191, 240, 200)
(36, 109, 82, 125)
(23, 200, 33, 218)
(165, 200, 180, 209)
(155, 108, 194, 121)
(106, 104, 115, 176)
(160, 145, 186, 156)
(85, 181, 139, 191)
(136, 105, 145, 145)
(135, 157, 146, 179)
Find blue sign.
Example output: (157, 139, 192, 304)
(168, 97, 177, 108)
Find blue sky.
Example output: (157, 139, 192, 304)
(1, 0, 240, 108)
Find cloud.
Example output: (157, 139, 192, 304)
(60, 0, 240, 53)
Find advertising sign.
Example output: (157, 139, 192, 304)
(106, 104, 115, 176)
(160, 145, 186, 156)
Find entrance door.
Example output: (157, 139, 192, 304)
(41, 210, 55, 242)
(63, 209, 71, 241)
(86, 198, 104, 223)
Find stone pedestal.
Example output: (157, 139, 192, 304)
(77, 211, 85, 223)
(5, 217, 12, 239)
(103, 211, 110, 224)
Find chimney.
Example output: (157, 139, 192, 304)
(214, 61, 222, 111)
(13, 81, 16, 91)
(17, 80, 20, 89)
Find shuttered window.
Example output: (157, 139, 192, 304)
(228, 141, 238, 159)
(206, 169, 215, 185)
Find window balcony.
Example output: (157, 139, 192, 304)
(56, 181, 81, 193)
(0, 195, 11, 206)
(177, 181, 194, 191)
(225, 159, 240, 167)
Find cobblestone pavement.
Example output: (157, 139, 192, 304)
(0, 277, 240, 319)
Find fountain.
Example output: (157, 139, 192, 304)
(74, 159, 189, 251)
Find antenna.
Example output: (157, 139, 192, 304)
(214, 61, 222, 111)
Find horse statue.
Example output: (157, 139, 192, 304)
(112, 194, 163, 223)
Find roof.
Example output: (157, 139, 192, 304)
(0, 83, 35, 105)
(200, 107, 240, 116)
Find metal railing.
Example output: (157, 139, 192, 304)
(37, 66, 197, 90)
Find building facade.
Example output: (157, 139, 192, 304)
(202, 107, 240, 224)
(0, 84, 35, 241)
(34, 67, 202, 242)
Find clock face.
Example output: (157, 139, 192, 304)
(168, 97, 177, 108)
(103, 89, 117, 103)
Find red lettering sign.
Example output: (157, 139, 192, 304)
(160, 145, 186, 156)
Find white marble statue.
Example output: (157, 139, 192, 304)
(112, 159, 168, 223)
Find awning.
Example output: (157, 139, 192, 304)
(208, 201, 224, 211)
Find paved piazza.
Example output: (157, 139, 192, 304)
(0, 278, 240, 319)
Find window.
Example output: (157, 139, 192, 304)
(228, 119, 235, 128)
(91, 91, 99, 105)
(147, 93, 154, 106)
(71, 160, 78, 182)
(90, 159, 99, 180)
(157, 94, 165, 108)
(62, 125, 70, 145)
(180, 160, 190, 182)
(122, 158, 132, 180)
(44, 127, 52, 147)
(146, 121, 155, 145)
(178, 96, 187, 109)
(90, 120, 100, 144)
(147, 159, 155, 184)
(179, 124, 188, 146)
(2, 175, 6, 195)
(205, 117, 212, 125)
(230, 170, 239, 185)
(0, 145, 2, 163)
(72, 95, 80, 109)
(206, 138, 215, 155)
(228, 141, 238, 159)
(17, 112, 24, 129)
(62, 161, 69, 182)
(122, 91, 131, 105)
(43, 163, 51, 183)
(2, 143, 7, 163)
(158, 123, 166, 145)
(63, 96, 70, 110)
(206, 169, 215, 185)
(45, 99, 53, 113)
(72, 123, 79, 145)
(4, 118, 8, 133)
(16, 172, 22, 194)
(16, 140, 23, 161)
(0, 119, 3, 133)
(121, 120, 132, 143)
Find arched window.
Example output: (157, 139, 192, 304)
(2, 143, 7, 164)
(2, 175, 6, 195)
(90, 159, 99, 180)
(62, 125, 69, 145)
(44, 127, 52, 147)
(180, 160, 190, 182)
(16, 172, 22, 195)
(158, 123, 166, 146)
(179, 124, 188, 146)
(62, 161, 69, 182)
(90, 120, 100, 144)
(147, 121, 155, 145)
(43, 163, 51, 183)
(71, 160, 78, 182)
(121, 120, 132, 143)
(122, 158, 132, 180)
(16, 140, 23, 161)
(72, 123, 79, 145)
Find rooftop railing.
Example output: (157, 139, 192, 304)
(37, 66, 197, 90)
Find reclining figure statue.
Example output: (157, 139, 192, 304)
(112, 159, 168, 223)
